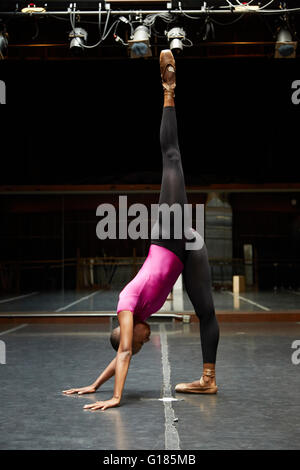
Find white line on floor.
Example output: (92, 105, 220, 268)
(0, 324, 28, 336)
(159, 323, 181, 451)
(55, 290, 101, 312)
(140, 398, 183, 402)
(224, 292, 271, 311)
(0, 292, 39, 304)
(158, 397, 181, 402)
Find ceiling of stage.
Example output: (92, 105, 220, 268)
(1, 1, 300, 60)
(1, 1, 300, 186)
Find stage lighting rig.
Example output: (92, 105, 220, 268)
(69, 27, 88, 54)
(128, 25, 152, 58)
(166, 27, 186, 53)
(275, 27, 297, 58)
(0, 23, 8, 60)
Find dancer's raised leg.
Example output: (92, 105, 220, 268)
(151, 50, 188, 262)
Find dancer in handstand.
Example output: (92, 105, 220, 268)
(63, 50, 219, 411)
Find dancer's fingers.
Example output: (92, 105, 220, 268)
(83, 402, 102, 409)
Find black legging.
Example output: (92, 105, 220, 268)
(151, 106, 219, 364)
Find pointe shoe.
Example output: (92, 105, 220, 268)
(175, 367, 218, 394)
(160, 49, 176, 98)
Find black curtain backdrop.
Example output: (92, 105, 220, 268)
(1, 57, 299, 185)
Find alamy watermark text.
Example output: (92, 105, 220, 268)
(96, 196, 204, 250)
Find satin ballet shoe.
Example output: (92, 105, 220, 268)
(175, 366, 218, 394)
(160, 49, 176, 98)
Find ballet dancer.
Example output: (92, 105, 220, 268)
(62, 50, 219, 411)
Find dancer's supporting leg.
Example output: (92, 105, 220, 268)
(151, 50, 187, 262)
(176, 231, 220, 394)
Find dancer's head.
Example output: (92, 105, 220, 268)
(110, 321, 151, 355)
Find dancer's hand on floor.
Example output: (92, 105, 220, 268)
(62, 385, 97, 395)
(83, 397, 120, 411)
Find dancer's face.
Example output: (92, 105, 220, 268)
(132, 321, 151, 354)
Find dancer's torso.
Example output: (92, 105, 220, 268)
(117, 244, 183, 322)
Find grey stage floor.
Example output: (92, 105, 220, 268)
(0, 320, 300, 450)
(1, 288, 300, 313)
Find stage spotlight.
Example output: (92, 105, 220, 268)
(166, 27, 186, 54)
(69, 27, 88, 54)
(275, 28, 297, 58)
(128, 25, 152, 59)
(0, 33, 8, 60)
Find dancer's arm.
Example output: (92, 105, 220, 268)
(62, 357, 117, 395)
(93, 357, 117, 388)
(83, 310, 134, 411)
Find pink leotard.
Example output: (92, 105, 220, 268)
(117, 244, 184, 322)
